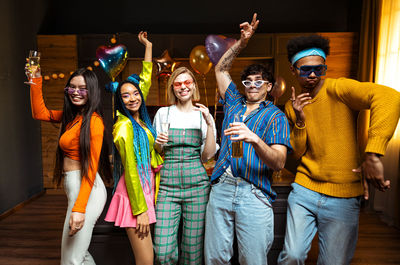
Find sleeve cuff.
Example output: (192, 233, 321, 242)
(32, 76, 42, 82)
(71, 206, 86, 213)
(31, 76, 43, 88)
(224, 81, 240, 105)
(365, 136, 390, 156)
(294, 122, 306, 130)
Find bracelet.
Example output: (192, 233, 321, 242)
(295, 121, 305, 129)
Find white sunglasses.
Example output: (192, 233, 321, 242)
(241, 80, 270, 88)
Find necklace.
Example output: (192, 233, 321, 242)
(245, 100, 264, 104)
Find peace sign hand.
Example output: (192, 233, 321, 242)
(239, 13, 259, 47)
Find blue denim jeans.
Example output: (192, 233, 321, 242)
(204, 172, 274, 265)
(278, 183, 361, 265)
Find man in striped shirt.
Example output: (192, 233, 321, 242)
(204, 14, 291, 265)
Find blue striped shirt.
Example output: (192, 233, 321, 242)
(210, 81, 292, 202)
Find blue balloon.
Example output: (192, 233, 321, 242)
(96, 44, 128, 81)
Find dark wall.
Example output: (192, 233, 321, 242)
(0, 0, 49, 214)
(0, 0, 363, 214)
(40, 0, 362, 34)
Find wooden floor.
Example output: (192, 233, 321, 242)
(0, 191, 400, 265)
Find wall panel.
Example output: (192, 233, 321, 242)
(37, 35, 78, 188)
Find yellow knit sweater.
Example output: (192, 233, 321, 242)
(285, 78, 400, 197)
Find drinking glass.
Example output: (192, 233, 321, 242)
(160, 122, 170, 135)
(272, 170, 282, 182)
(160, 122, 170, 147)
(24, 50, 41, 85)
(231, 113, 243, 158)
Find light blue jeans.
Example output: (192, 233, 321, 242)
(277, 183, 361, 265)
(204, 173, 274, 265)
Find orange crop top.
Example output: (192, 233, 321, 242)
(30, 77, 104, 213)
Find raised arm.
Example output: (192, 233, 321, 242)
(138, 31, 153, 100)
(138, 31, 152, 63)
(29, 66, 63, 122)
(215, 13, 259, 100)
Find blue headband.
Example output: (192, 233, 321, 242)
(291, 48, 326, 65)
(105, 74, 141, 93)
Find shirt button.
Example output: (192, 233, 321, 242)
(223, 166, 226, 169)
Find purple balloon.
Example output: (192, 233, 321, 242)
(205, 35, 237, 65)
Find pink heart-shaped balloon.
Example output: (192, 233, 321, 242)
(96, 44, 128, 81)
(205, 35, 237, 65)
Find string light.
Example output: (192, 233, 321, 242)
(110, 34, 117, 44)
(43, 34, 120, 82)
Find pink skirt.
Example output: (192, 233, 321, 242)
(105, 170, 156, 228)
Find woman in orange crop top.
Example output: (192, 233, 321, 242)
(29, 65, 112, 264)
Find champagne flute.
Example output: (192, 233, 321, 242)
(160, 122, 170, 146)
(160, 122, 170, 135)
(24, 50, 41, 85)
(231, 113, 243, 158)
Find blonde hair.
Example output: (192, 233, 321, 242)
(167, 67, 200, 105)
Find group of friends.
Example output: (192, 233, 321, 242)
(28, 13, 400, 265)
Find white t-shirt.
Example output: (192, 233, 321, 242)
(153, 105, 219, 155)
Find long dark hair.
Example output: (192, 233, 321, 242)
(113, 79, 156, 193)
(53, 68, 112, 186)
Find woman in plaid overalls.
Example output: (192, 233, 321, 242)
(153, 67, 218, 264)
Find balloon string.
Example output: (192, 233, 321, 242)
(202, 75, 208, 106)
(165, 77, 168, 105)
(111, 77, 115, 119)
(112, 94, 115, 119)
(157, 77, 162, 105)
(214, 87, 218, 120)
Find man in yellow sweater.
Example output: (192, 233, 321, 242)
(278, 35, 400, 265)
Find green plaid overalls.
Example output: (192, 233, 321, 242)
(154, 108, 210, 265)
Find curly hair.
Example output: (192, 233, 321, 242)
(240, 64, 275, 84)
(286, 35, 330, 64)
